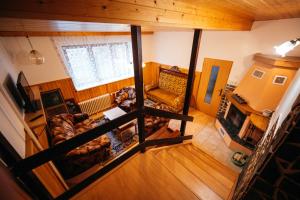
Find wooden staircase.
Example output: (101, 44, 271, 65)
(152, 144, 238, 200)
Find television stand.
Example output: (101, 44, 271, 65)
(40, 88, 68, 119)
(33, 99, 42, 111)
(29, 113, 43, 122)
(25, 100, 42, 113)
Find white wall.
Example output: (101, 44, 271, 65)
(0, 42, 26, 158)
(0, 34, 154, 85)
(152, 18, 300, 84)
(0, 37, 68, 85)
(266, 69, 300, 135)
(152, 31, 193, 68)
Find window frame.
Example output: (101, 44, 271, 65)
(62, 42, 133, 91)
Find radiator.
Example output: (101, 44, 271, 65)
(78, 94, 112, 116)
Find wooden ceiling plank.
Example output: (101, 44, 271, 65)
(0, 0, 253, 31)
(0, 31, 154, 37)
(114, 0, 253, 21)
(180, 0, 300, 21)
(219, 0, 300, 21)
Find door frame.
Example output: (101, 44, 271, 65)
(196, 58, 233, 117)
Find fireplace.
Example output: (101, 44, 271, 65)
(225, 104, 246, 136)
(216, 93, 258, 155)
(215, 53, 298, 155)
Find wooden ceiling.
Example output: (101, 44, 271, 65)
(184, 0, 300, 21)
(0, 0, 299, 32)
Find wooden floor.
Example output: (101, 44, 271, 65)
(73, 144, 238, 200)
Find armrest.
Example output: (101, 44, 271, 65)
(73, 113, 89, 123)
(173, 94, 185, 108)
(145, 83, 158, 92)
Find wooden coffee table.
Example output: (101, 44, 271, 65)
(103, 107, 137, 142)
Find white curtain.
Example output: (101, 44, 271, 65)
(52, 36, 133, 91)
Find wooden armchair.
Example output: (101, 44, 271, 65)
(145, 67, 188, 112)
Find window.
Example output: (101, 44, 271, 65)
(62, 42, 133, 91)
(204, 66, 220, 104)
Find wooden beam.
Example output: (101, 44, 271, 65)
(144, 135, 193, 147)
(0, 0, 253, 30)
(131, 25, 145, 149)
(180, 29, 202, 136)
(144, 106, 193, 122)
(0, 31, 154, 37)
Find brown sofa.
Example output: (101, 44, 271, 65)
(47, 113, 111, 179)
(145, 67, 187, 112)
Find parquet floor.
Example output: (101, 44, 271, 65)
(73, 143, 238, 200)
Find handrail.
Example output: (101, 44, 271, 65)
(144, 106, 193, 122)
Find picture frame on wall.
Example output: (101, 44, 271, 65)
(251, 69, 265, 79)
(272, 75, 287, 85)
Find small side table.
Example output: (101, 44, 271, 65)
(117, 122, 137, 143)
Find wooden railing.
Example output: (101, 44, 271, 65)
(10, 27, 201, 200)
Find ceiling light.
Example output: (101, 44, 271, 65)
(274, 38, 300, 57)
(26, 36, 45, 65)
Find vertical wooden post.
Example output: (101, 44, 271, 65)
(180, 29, 202, 136)
(131, 25, 145, 149)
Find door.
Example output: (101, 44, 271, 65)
(196, 58, 232, 117)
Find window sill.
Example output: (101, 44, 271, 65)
(74, 74, 134, 91)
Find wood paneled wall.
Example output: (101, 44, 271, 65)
(33, 62, 201, 106)
(34, 77, 134, 103)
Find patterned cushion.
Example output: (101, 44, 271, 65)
(158, 71, 187, 95)
(147, 88, 185, 112)
(114, 87, 136, 112)
(147, 88, 178, 106)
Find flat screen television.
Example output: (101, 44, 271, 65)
(16, 71, 39, 112)
(3, 74, 24, 111)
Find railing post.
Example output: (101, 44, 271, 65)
(130, 25, 145, 151)
(180, 29, 202, 136)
